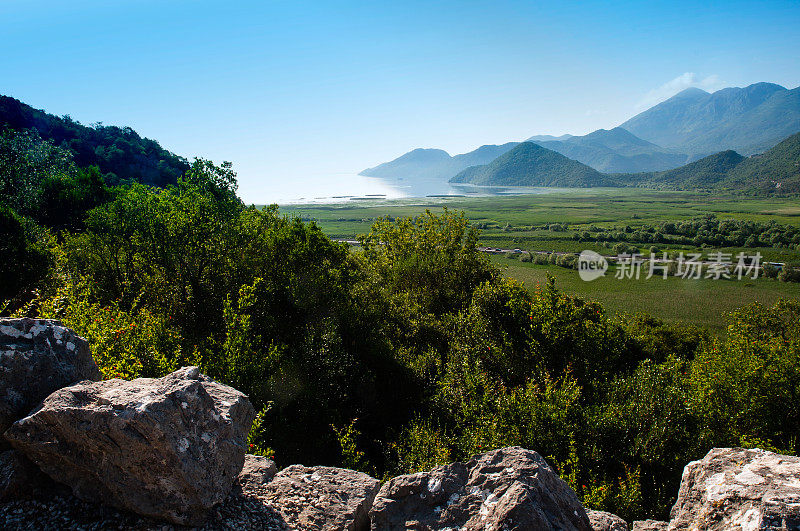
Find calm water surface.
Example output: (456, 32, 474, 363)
(269, 173, 557, 205)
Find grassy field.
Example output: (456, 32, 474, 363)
(491, 256, 800, 332)
(276, 188, 800, 330)
(278, 188, 800, 261)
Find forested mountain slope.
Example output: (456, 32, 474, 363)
(0, 95, 188, 187)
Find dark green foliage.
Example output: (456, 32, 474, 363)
(357, 209, 498, 382)
(0, 205, 51, 304)
(580, 213, 800, 258)
(623, 314, 708, 363)
(589, 358, 697, 518)
(38, 166, 112, 230)
(629, 150, 745, 188)
(0, 95, 188, 187)
(220, 218, 417, 466)
(0, 128, 74, 216)
(727, 132, 800, 193)
(688, 300, 800, 452)
(359, 208, 496, 316)
(0, 128, 111, 234)
(616, 132, 800, 194)
(450, 142, 612, 187)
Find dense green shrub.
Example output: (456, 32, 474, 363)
(0, 205, 52, 307)
(688, 300, 800, 453)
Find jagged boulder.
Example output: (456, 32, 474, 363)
(240, 464, 380, 531)
(668, 447, 800, 530)
(4, 366, 255, 526)
(369, 446, 591, 530)
(588, 509, 628, 530)
(0, 318, 100, 439)
(235, 454, 278, 493)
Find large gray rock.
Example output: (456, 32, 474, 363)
(0, 318, 100, 438)
(241, 464, 380, 531)
(4, 366, 255, 526)
(668, 447, 800, 530)
(588, 509, 628, 530)
(369, 446, 592, 530)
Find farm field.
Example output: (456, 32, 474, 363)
(491, 257, 800, 332)
(278, 188, 800, 261)
(278, 189, 800, 230)
(277, 188, 800, 329)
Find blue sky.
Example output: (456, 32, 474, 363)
(2, 0, 799, 202)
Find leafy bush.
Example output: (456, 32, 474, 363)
(688, 300, 800, 453)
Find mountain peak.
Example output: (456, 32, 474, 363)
(407, 148, 451, 157)
(741, 81, 786, 92)
(621, 81, 800, 153)
(674, 87, 710, 98)
(449, 141, 608, 187)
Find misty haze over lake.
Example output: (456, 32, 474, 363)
(269, 172, 558, 204)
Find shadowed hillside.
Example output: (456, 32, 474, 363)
(0, 95, 188, 187)
(449, 142, 612, 187)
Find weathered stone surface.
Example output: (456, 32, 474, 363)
(668, 447, 800, 531)
(0, 449, 60, 502)
(235, 454, 278, 493)
(241, 464, 379, 531)
(0, 318, 100, 438)
(631, 520, 668, 531)
(4, 366, 255, 526)
(369, 446, 591, 531)
(588, 509, 628, 530)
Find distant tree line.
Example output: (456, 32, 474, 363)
(572, 214, 800, 250)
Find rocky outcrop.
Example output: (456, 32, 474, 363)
(242, 464, 380, 531)
(0, 318, 100, 438)
(4, 366, 255, 526)
(369, 446, 592, 530)
(667, 447, 800, 530)
(588, 509, 628, 530)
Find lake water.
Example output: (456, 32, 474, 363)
(270, 173, 558, 205)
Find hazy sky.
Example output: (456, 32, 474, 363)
(2, 0, 799, 202)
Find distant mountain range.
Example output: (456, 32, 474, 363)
(363, 82, 800, 191)
(529, 127, 691, 173)
(451, 132, 800, 194)
(526, 134, 573, 142)
(360, 143, 519, 182)
(621, 82, 800, 156)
